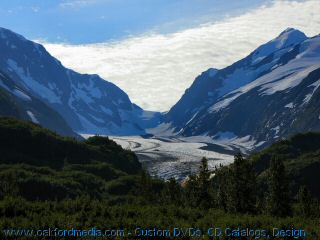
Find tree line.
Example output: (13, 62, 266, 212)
(152, 154, 319, 218)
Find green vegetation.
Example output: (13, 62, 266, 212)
(0, 117, 141, 201)
(0, 117, 320, 239)
(251, 132, 320, 198)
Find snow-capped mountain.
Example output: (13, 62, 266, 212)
(0, 70, 79, 138)
(0, 27, 160, 135)
(165, 28, 320, 147)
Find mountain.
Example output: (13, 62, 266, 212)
(0, 27, 160, 135)
(251, 132, 320, 198)
(165, 28, 320, 148)
(0, 70, 79, 138)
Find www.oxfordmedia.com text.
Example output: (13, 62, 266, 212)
(2, 227, 307, 238)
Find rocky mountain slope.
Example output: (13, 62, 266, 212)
(0, 70, 79, 138)
(0, 27, 160, 136)
(165, 28, 320, 148)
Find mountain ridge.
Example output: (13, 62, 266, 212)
(0, 69, 80, 138)
(163, 28, 320, 148)
(0, 26, 161, 136)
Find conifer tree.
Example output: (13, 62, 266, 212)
(198, 157, 212, 208)
(184, 175, 199, 208)
(266, 156, 292, 217)
(297, 185, 313, 217)
(216, 168, 228, 211)
(226, 153, 256, 213)
(140, 170, 152, 199)
(162, 178, 182, 205)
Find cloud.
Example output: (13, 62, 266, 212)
(31, 6, 40, 13)
(59, 0, 97, 9)
(42, 0, 320, 112)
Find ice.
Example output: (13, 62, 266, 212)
(108, 135, 235, 181)
(80, 131, 261, 181)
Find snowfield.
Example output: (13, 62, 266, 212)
(107, 135, 252, 181)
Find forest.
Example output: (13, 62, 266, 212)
(0, 117, 320, 239)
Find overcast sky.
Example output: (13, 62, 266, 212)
(1, 0, 320, 111)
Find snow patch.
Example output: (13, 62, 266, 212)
(186, 112, 199, 125)
(88, 114, 105, 124)
(27, 111, 39, 124)
(252, 28, 307, 64)
(12, 89, 32, 101)
(303, 79, 320, 104)
(271, 126, 280, 135)
(214, 131, 237, 140)
(140, 110, 157, 120)
(6, 59, 62, 104)
(100, 106, 113, 116)
(147, 122, 176, 137)
(210, 52, 320, 112)
(285, 102, 294, 108)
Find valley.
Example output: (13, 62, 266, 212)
(109, 135, 251, 181)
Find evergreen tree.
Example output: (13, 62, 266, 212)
(184, 175, 199, 208)
(215, 168, 228, 211)
(266, 156, 292, 217)
(184, 157, 212, 208)
(226, 153, 256, 213)
(161, 178, 182, 205)
(197, 157, 212, 208)
(297, 185, 313, 217)
(140, 170, 152, 199)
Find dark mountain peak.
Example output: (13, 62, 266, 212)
(0, 27, 27, 41)
(278, 27, 305, 36)
(250, 28, 307, 65)
(276, 27, 307, 44)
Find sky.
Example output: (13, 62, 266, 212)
(1, 0, 320, 111)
